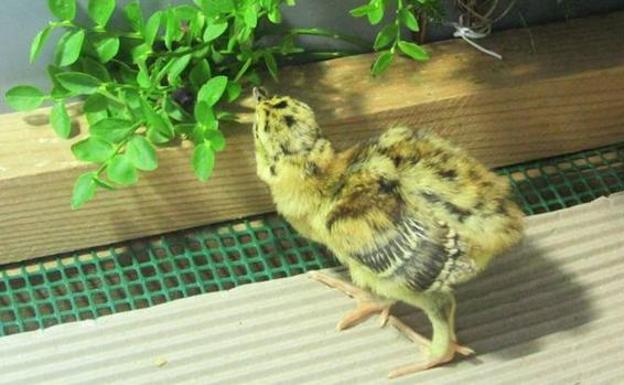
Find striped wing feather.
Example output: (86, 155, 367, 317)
(352, 218, 472, 292)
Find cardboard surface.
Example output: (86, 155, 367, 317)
(1, 194, 623, 385)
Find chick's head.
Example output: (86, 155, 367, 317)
(252, 87, 321, 160)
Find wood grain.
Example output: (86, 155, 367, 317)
(1, 12, 623, 263)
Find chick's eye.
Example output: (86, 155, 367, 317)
(272, 100, 288, 109)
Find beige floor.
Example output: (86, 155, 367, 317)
(0, 193, 623, 385)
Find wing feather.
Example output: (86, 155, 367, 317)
(351, 218, 476, 292)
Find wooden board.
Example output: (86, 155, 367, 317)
(1, 12, 624, 263)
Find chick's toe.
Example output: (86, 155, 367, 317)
(309, 271, 394, 330)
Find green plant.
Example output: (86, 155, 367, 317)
(5, 0, 310, 208)
(5, 0, 442, 209)
(350, 0, 443, 75)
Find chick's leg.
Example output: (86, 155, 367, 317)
(388, 292, 474, 379)
(309, 271, 394, 330)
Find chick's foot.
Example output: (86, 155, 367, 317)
(387, 341, 474, 379)
(308, 270, 394, 330)
(386, 316, 474, 379)
(387, 316, 473, 355)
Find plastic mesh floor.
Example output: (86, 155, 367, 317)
(1, 142, 623, 337)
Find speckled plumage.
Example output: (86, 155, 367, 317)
(252, 88, 524, 376)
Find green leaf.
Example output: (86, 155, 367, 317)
(124, 89, 144, 119)
(90, 118, 133, 143)
(367, 0, 384, 25)
(193, 101, 216, 129)
(397, 41, 429, 61)
(136, 64, 151, 88)
(47, 65, 74, 99)
(202, 22, 228, 42)
(108, 154, 138, 185)
(5, 85, 46, 111)
(126, 135, 157, 171)
(71, 137, 114, 162)
(194, 0, 215, 17)
(189, 59, 211, 90)
(55, 72, 101, 95)
(208, 0, 235, 13)
(189, 10, 206, 39)
(371, 50, 393, 76)
(174, 123, 194, 137)
(83, 93, 109, 113)
(55, 29, 85, 67)
(246, 70, 261, 86)
(81, 57, 111, 82)
(226, 33, 237, 52)
(243, 5, 258, 28)
(124, 0, 144, 33)
(211, 46, 225, 63)
(164, 8, 176, 50)
(399, 8, 419, 32)
(197, 76, 228, 107)
(86, 110, 109, 125)
(237, 25, 252, 43)
(131, 43, 152, 64)
(192, 142, 215, 181)
(88, 0, 116, 26)
(106, 102, 129, 119)
(225, 81, 242, 102)
(205, 129, 225, 151)
(147, 124, 173, 144)
(30, 26, 52, 63)
(51, 101, 71, 138)
(167, 54, 191, 84)
(263, 52, 278, 80)
(164, 98, 187, 121)
(92, 36, 120, 63)
(71, 172, 97, 209)
(349, 4, 371, 17)
(175, 4, 198, 22)
(374, 24, 398, 50)
(191, 123, 205, 143)
(144, 11, 162, 47)
(142, 100, 174, 144)
(48, 0, 76, 21)
(268, 6, 281, 23)
(116, 60, 139, 85)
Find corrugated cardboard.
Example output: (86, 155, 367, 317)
(1, 194, 623, 385)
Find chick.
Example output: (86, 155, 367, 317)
(251, 87, 524, 378)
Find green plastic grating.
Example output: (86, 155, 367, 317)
(1, 142, 623, 337)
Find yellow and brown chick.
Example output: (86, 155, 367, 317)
(252, 87, 524, 378)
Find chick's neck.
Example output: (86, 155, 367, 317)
(267, 136, 338, 219)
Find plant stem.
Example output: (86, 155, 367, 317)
(113, 31, 144, 40)
(97, 87, 125, 105)
(155, 41, 211, 59)
(233, 58, 253, 82)
(282, 50, 359, 61)
(287, 27, 370, 49)
(95, 121, 144, 177)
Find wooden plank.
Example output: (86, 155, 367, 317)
(1, 12, 624, 263)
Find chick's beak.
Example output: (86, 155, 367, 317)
(253, 87, 268, 104)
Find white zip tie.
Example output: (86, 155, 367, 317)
(452, 22, 503, 60)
